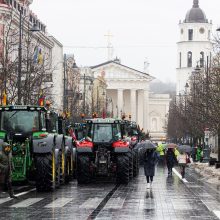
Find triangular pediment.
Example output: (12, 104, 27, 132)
(91, 61, 154, 82)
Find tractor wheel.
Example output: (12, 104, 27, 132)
(116, 154, 130, 184)
(128, 151, 133, 180)
(60, 150, 66, 185)
(133, 150, 139, 177)
(65, 155, 72, 183)
(35, 152, 56, 192)
(77, 155, 91, 184)
(55, 153, 61, 188)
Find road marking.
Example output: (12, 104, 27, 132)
(172, 168, 188, 183)
(103, 197, 125, 210)
(0, 198, 13, 205)
(10, 198, 44, 208)
(44, 198, 73, 208)
(213, 211, 220, 219)
(14, 188, 36, 197)
(79, 198, 103, 209)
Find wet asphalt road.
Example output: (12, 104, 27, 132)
(0, 166, 220, 220)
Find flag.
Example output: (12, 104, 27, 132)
(38, 91, 45, 106)
(38, 48, 43, 64)
(2, 91, 7, 106)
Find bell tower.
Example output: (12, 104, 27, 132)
(176, 0, 212, 95)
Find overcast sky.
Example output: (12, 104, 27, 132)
(30, 0, 220, 82)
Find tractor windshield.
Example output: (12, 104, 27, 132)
(0, 111, 40, 134)
(87, 123, 121, 142)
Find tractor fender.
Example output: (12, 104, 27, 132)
(55, 135, 64, 150)
(32, 134, 55, 154)
(76, 139, 93, 153)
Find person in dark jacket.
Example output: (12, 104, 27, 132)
(0, 143, 17, 199)
(165, 148, 177, 176)
(144, 148, 159, 189)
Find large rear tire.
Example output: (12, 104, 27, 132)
(77, 155, 91, 184)
(116, 154, 129, 184)
(56, 153, 61, 188)
(65, 155, 72, 183)
(35, 152, 56, 192)
(128, 151, 133, 180)
(133, 150, 139, 177)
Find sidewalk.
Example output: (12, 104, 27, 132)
(190, 162, 220, 186)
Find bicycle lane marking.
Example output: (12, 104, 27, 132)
(172, 168, 188, 183)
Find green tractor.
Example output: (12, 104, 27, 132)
(0, 105, 76, 191)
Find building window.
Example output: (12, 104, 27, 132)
(200, 52, 204, 67)
(187, 51, 192, 67)
(13, 0, 16, 8)
(188, 29, 193, 41)
(179, 52, 182, 68)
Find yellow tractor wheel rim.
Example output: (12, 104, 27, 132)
(62, 151, 65, 175)
(52, 151, 56, 182)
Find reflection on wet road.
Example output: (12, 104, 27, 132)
(0, 166, 220, 220)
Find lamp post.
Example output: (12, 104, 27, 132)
(17, 9, 40, 105)
(194, 60, 211, 162)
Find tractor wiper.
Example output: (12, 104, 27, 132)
(8, 111, 18, 120)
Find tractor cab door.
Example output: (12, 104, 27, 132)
(46, 111, 58, 133)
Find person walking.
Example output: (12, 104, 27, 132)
(165, 148, 177, 176)
(156, 143, 165, 167)
(144, 148, 159, 189)
(177, 151, 189, 179)
(196, 146, 203, 162)
(0, 143, 17, 199)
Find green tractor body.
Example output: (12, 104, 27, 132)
(0, 105, 76, 191)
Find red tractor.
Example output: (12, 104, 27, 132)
(76, 118, 134, 184)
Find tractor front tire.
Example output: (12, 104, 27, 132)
(77, 155, 91, 184)
(35, 152, 56, 192)
(133, 150, 139, 177)
(116, 154, 130, 184)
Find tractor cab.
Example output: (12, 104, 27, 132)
(0, 106, 48, 141)
(120, 120, 140, 147)
(85, 118, 122, 146)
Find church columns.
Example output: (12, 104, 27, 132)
(137, 90, 144, 129)
(130, 89, 136, 121)
(117, 89, 124, 117)
(143, 89, 149, 132)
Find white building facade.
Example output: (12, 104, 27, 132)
(0, 0, 64, 111)
(49, 36, 63, 112)
(176, 0, 212, 95)
(91, 60, 171, 140)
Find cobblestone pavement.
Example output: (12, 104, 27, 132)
(0, 166, 220, 220)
